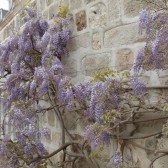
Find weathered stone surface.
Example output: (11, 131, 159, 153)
(76, 10, 87, 31)
(116, 48, 134, 70)
(89, 2, 107, 29)
(124, 0, 144, 17)
(104, 23, 145, 47)
(81, 52, 111, 75)
(49, 3, 59, 20)
(52, 132, 61, 146)
(3, 27, 9, 39)
(159, 77, 168, 86)
(40, 0, 46, 11)
(84, 0, 95, 4)
(108, 0, 120, 21)
(15, 15, 20, 30)
(62, 57, 77, 77)
(70, 0, 82, 10)
(9, 21, 14, 36)
(128, 139, 151, 168)
(67, 32, 90, 51)
(43, 112, 47, 123)
(92, 32, 101, 50)
(153, 155, 168, 168)
(42, 10, 48, 20)
(62, 111, 78, 130)
(48, 110, 55, 127)
(46, 0, 53, 6)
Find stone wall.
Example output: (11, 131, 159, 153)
(1, 0, 168, 167)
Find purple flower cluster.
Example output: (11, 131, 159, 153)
(113, 152, 122, 167)
(139, 9, 151, 34)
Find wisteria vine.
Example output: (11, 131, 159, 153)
(0, 1, 168, 168)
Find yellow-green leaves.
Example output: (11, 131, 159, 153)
(101, 110, 120, 124)
(59, 5, 69, 18)
(93, 68, 130, 82)
(163, 105, 168, 112)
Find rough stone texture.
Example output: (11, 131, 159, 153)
(48, 110, 55, 127)
(89, 2, 107, 29)
(81, 52, 111, 75)
(124, 0, 144, 17)
(108, 0, 120, 21)
(46, 0, 53, 6)
(160, 77, 168, 86)
(76, 10, 87, 31)
(43, 112, 47, 123)
(153, 155, 168, 168)
(67, 32, 90, 51)
(62, 110, 78, 130)
(8, 21, 14, 36)
(42, 10, 48, 20)
(92, 32, 101, 50)
(49, 3, 59, 20)
(116, 48, 134, 70)
(52, 132, 61, 146)
(40, 0, 46, 11)
(62, 57, 77, 77)
(70, 0, 82, 10)
(84, 0, 95, 4)
(15, 15, 20, 30)
(1, 1, 168, 167)
(104, 23, 145, 47)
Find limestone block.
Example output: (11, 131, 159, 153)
(84, 0, 95, 4)
(49, 3, 59, 20)
(92, 32, 101, 50)
(52, 132, 61, 146)
(89, 2, 107, 29)
(153, 155, 168, 168)
(159, 77, 168, 86)
(67, 32, 90, 51)
(157, 138, 168, 153)
(158, 70, 168, 85)
(108, 0, 120, 21)
(70, 0, 82, 10)
(62, 57, 77, 77)
(76, 10, 87, 31)
(42, 10, 48, 20)
(15, 15, 20, 30)
(116, 48, 134, 70)
(9, 21, 14, 36)
(127, 139, 151, 167)
(62, 110, 78, 130)
(124, 0, 144, 18)
(40, 0, 46, 11)
(43, 112, 48, 124)
(104, 23, 145, 47)
(81, 52, 111, 75)
(46, 0, 53, 6)
(48, 110, 56, 127)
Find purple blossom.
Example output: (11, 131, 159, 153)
(60, 29, 70, 44)
(133, 49, 145, 75)
(139, 9, 151, 34)
(25, 6, 37, 18)
(41, 32, 50, 47)
(132, 77, 147, 95)
(113, 152, 122, 167)
(24, 143, 32, 156)
(35, 142, 48, 155)
(39, 20, 49, 31)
